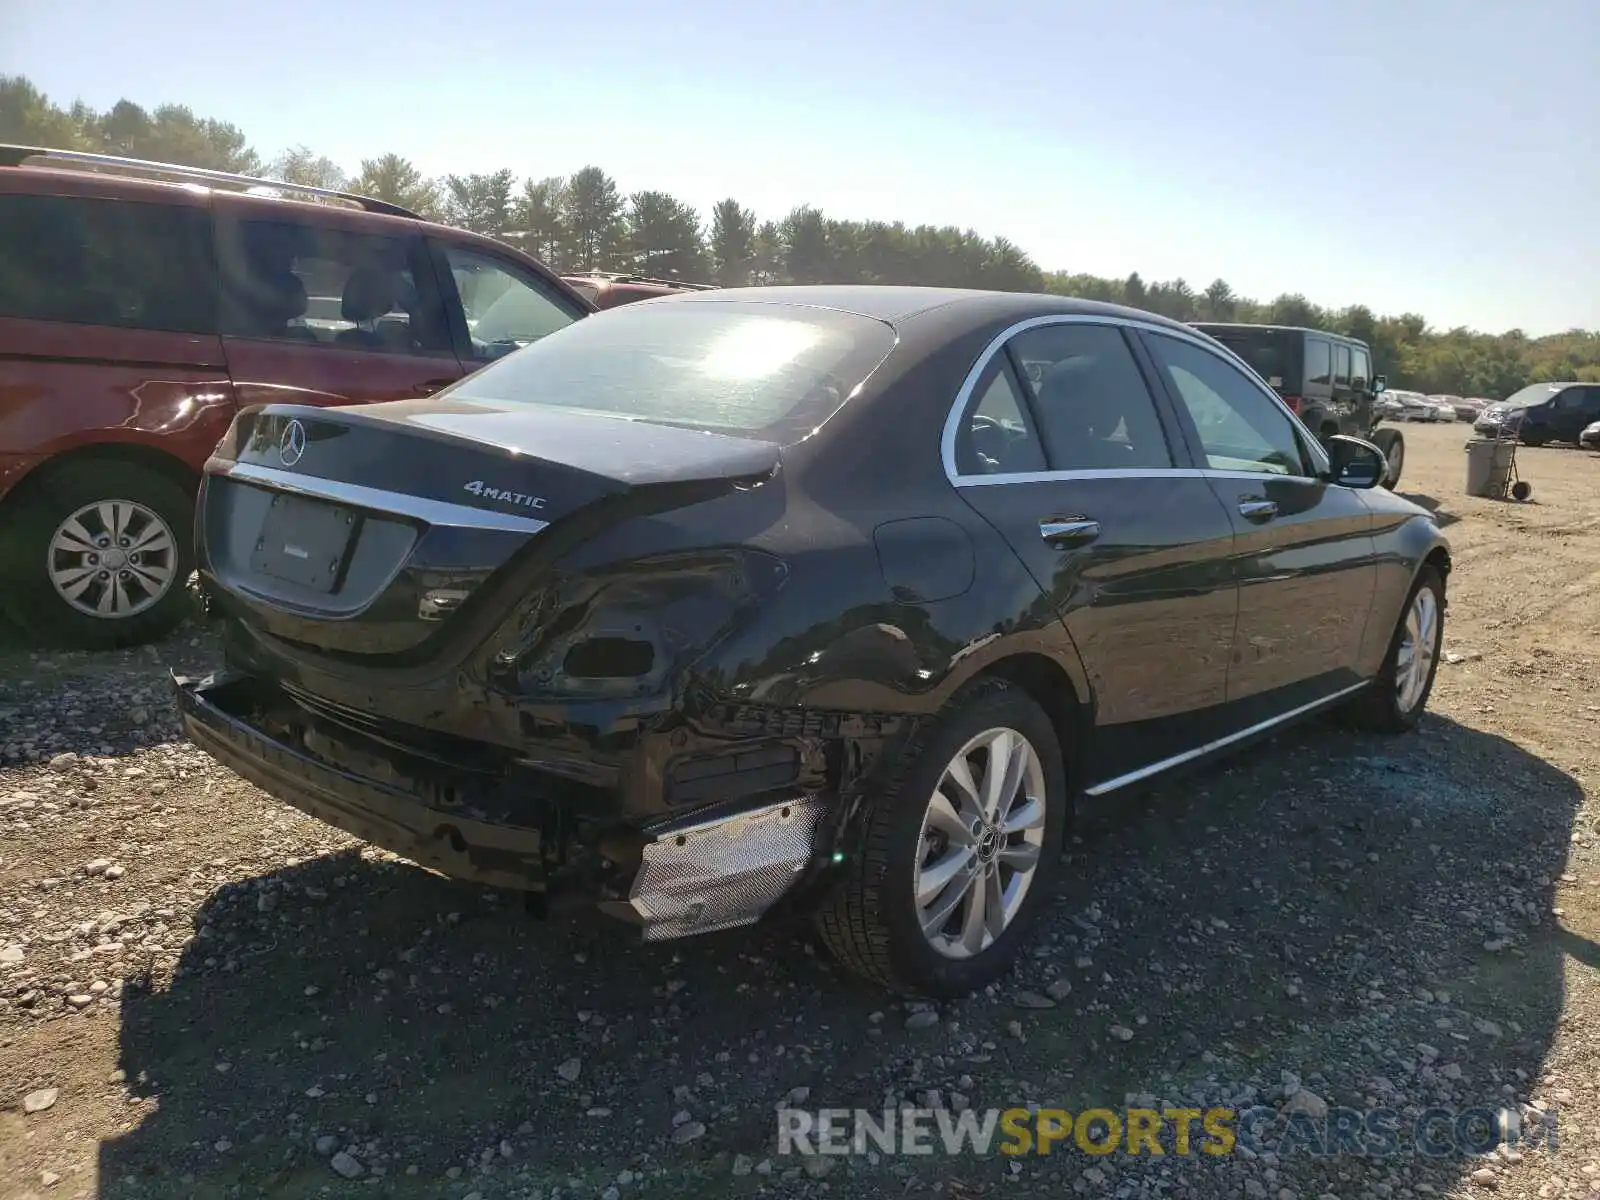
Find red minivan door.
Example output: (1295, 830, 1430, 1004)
(212, 199, 467, 414)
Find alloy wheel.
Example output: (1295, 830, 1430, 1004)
(913, 726, 1047, 959)
(47, 500, 179, 620)
(1395, 586, 1440, 713)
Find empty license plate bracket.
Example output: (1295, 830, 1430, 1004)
(249, 493, 357, 592)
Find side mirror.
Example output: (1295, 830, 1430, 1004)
(1325, 434, 1385, 489)
(1371, 375, 1388, 394)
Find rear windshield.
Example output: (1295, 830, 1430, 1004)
(445, 300, 898, 441)
(1196, 329, 1293, 390)
(1498, 383, 1562, 409)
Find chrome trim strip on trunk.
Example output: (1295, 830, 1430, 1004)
(210, 460, 551, 534)
(1084, 680, 1369, 797)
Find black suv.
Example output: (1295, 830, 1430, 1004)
(1191, 323, 1402, 488)
(1474, 382, 1600, 446)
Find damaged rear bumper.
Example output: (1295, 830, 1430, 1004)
(170, 670, 833, 938)
(173, 669, 548, 891)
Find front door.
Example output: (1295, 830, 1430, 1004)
(214, 211, 465, 412)
(1138, 328, 1379, 728)
(948, 318, 1240, 786)
(428, 240, 590, 372)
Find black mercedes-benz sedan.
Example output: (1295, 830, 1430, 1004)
(174, 286, 1450, 997)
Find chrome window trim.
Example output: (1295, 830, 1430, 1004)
(211, 460, 551, 535)
(940, 313, 1332, 486)
(1084, 680, 1369, 796)
(952, 466, 1328, 488)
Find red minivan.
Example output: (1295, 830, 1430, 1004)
(0, 145, 596, 649)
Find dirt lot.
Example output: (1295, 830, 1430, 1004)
(1, 421, 1598, 1200)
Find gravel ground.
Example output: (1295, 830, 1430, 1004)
(2, 422, 1599, 1200)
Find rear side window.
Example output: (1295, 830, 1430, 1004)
(0, 194, 216, 334)
(444, 299, 897, 442)
(956, 360, 1048, 475)
(1305, 339, 1332, 386)
(1006, 323, 1174, 470)
(1334, 344, 1352, 384)
(217, 219, 452, 356)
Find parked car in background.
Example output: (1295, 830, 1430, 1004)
(1474, 382, 1600, 446)
(1581, 420, 1600, 450)
(0, 143, 594, 649)
(176, 285, 1450, 997)
(1429, 395, 1478, 422)
(561, 271, 716, 309)
(1387, 390, 1444, 422)
(1188, 322, 1404, 488)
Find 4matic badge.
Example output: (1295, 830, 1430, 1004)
(462, 480, 547, 510)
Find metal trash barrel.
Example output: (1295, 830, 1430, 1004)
(1464, 437, 1514, 498)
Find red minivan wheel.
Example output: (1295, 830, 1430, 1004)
(0, 460, 197, 650)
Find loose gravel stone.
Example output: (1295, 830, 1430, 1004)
(23, 1088, 59, 1114)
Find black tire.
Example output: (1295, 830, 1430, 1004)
(813, 678, 1068, 998)
(1346, 565, 1445, 734)
(1520, 429, 1548, 448)
(1371, 428, 1405, 490)
(0, 460, 196, 650)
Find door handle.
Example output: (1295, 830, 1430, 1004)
(1039, 518, 1101, 546)
(1238, 498, 1278, 522)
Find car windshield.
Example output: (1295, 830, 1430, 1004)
(1498, 383, 1562, 409)
(444, 299, 899, 442)
(1197, 329, 1292, 390)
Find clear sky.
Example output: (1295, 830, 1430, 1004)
(4, 0, 1596, 334)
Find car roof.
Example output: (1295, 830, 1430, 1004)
(1192, 321, 1369, 347)
(1, 144, 593, 310)
(657, 284, 1202, 333)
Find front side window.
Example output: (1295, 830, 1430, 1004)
(0, 194, 215, 334)
(443, 299, 897, 443)
(442, 246, 580, 362)
(218, 219, 451, 355)
(1351, 348, 1371, 389)
(1334, 344, 1352, 384)
(1007, 322, 1174, 470)
(1146, 333, 1310, 477)
(1305, 339, 1332, 386)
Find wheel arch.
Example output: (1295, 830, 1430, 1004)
(975, 651, 1090, 789)
(0, 441, 201, 510)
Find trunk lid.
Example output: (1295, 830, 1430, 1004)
(199, 398, 779, 657)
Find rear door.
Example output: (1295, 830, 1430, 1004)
(948, 318, 1240, 786)
(215, 209, 466, 412)
(1138, 329, 1379, 728)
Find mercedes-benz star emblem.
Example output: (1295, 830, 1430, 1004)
(278, 419, 307, 467)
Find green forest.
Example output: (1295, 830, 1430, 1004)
(3, 74, 1597, 397)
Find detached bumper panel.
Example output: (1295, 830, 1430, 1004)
(171, 670, 543, 890)
(606, 795, 829, 941)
